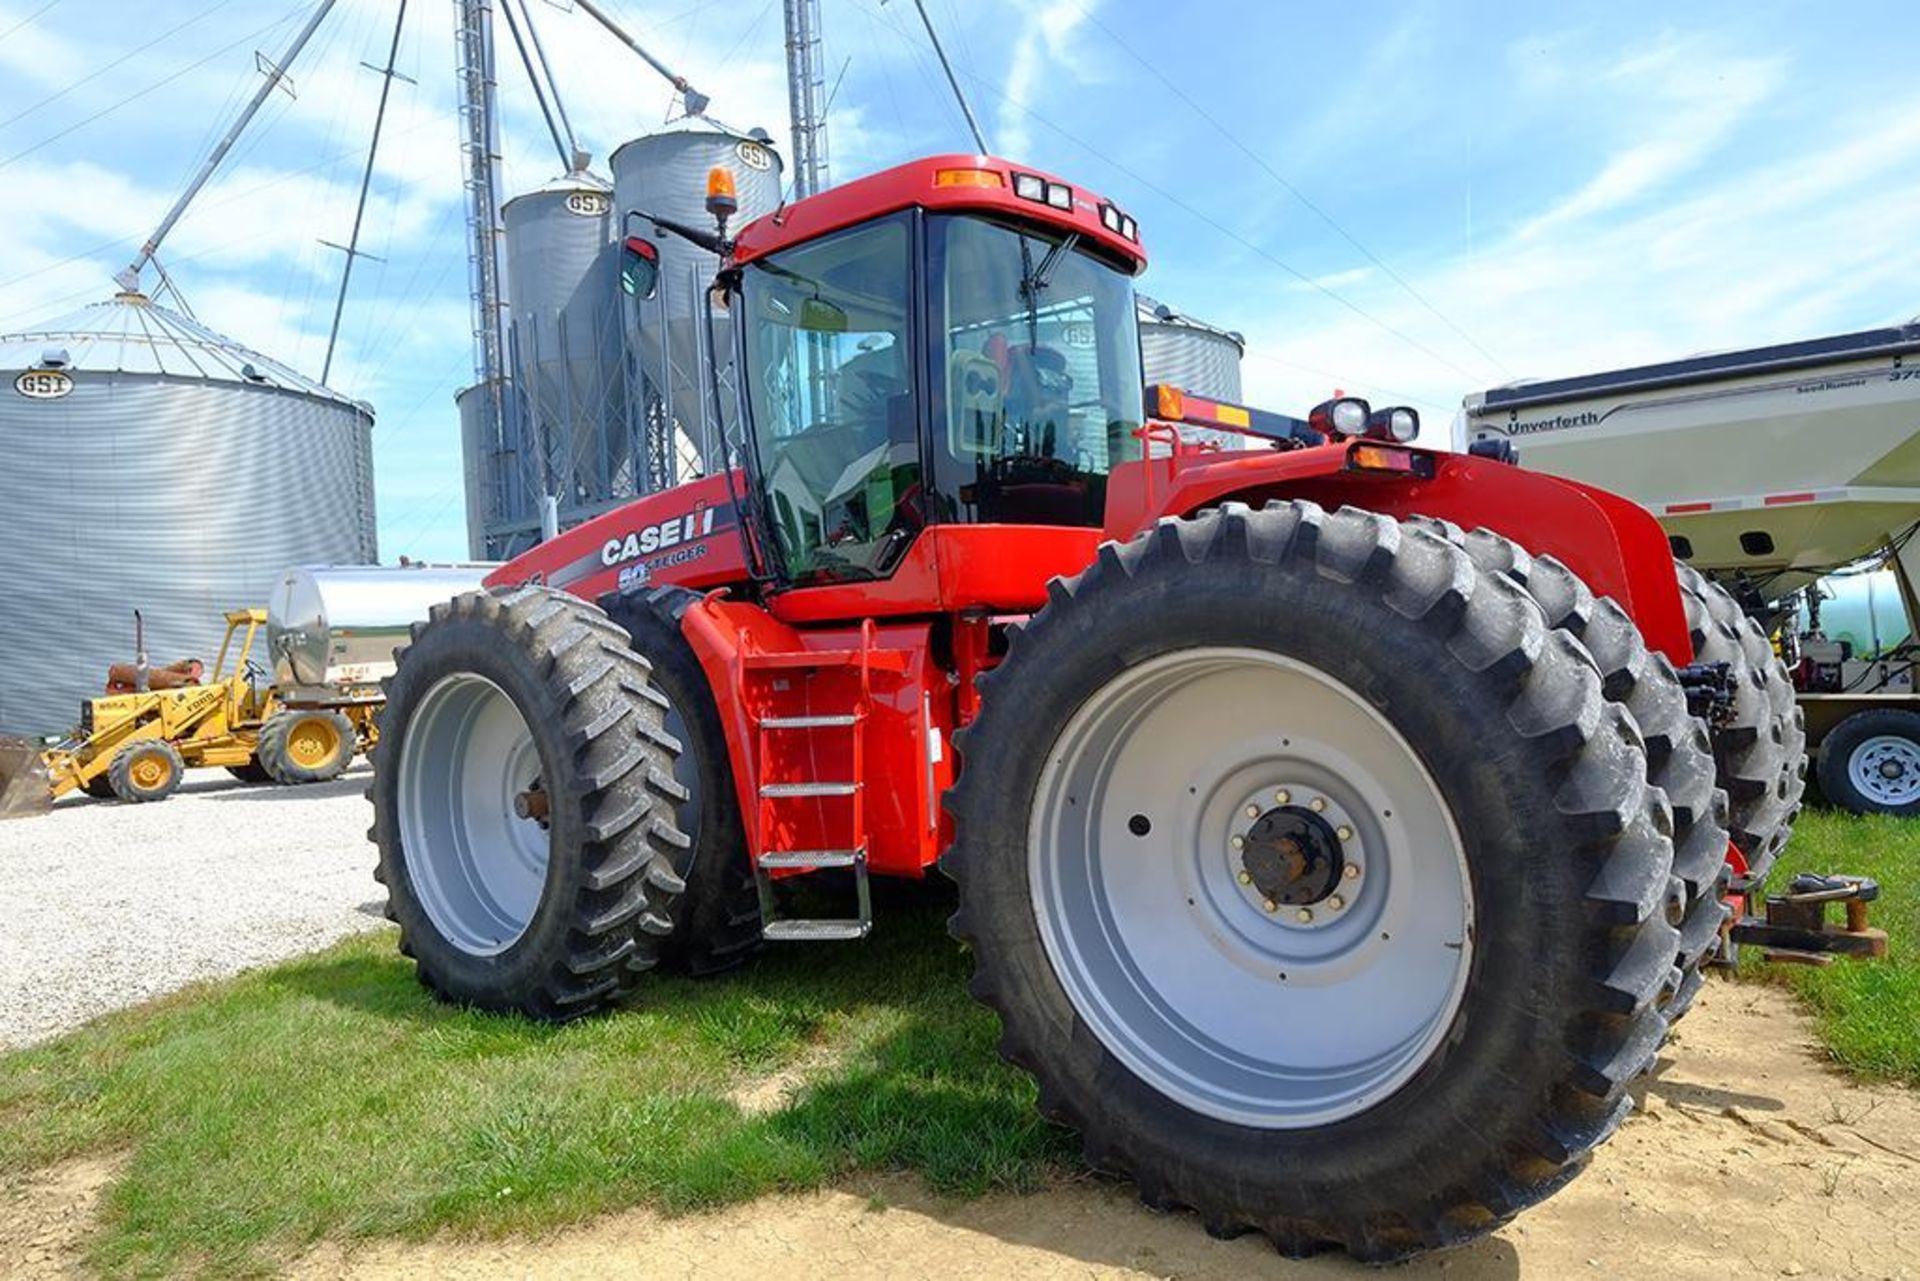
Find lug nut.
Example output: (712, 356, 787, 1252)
(1296, 907, 1314, 923)
(1336, 825, 1353, 841)
(1309, 796, 1327, 813)
(1246, 804, 1261, 819)
(1274, 788, 1291, 805)
(1329, 895, 1346, 911)
(1237, 870, 1252, 885)
(1263, 899, 1279, 914)
(1344, 864, 1361, 880)
(1231, 834, 1245, 850)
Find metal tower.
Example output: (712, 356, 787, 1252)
(783, 0, 829, 198)
(455, 0, 515, 530)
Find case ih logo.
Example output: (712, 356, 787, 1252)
(601, 508, 718, 566)
(14, 369, 72, 399)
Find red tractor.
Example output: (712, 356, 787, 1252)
(372, 155, 1815, 1259)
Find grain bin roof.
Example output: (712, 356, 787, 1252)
(0, 291, 368, 413)
(1136, 291, 1245, 352)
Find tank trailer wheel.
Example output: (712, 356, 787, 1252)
(600, 586, 761, 975)
(945, 502, 1679, 1261)
(108, 740, 183, 803)
(1817, 707, 1920, 816)
(1415, 519, 1728, 1024)
(1674, 562, 1806, 886)
(368, 585, 689, 1020)
(259, 708, 357, 784)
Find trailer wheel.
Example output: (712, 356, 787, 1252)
(369, 585, 689, 1020)
(1817, 708, 1920, 816)
(946, 502, 1678, 1261)
(108, 741, 183, 803)
(1419, 520, 1727, 1022)
(259, 709, 356, 784)
(600, 585, 761, 975)
(1675, 564, 1806, 885)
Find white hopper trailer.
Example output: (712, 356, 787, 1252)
(1459, 319, 1920, 815)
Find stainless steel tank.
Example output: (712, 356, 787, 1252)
(496, 170, 628, 553)
(612, 122, 784, 486)
(267, 565, 493, 693)
(0, 292, 377, 737)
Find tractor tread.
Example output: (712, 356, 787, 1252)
(1434, 524, 1733, 1028)
(944, 500, 1680, 1262)
(370, 585, 689, 1020)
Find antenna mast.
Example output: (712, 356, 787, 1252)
(783, 0, 829, 197)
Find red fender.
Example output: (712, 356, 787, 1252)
(1106, 440, 1693, 667)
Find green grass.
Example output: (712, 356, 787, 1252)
(0, 887, 1072, 1277)
(1748, 807, 1920, 1085)
(4, 813, 1915, 1277)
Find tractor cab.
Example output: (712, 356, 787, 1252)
(638, 157, 1150, 590)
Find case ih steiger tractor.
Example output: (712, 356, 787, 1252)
(371, 155, 1861, 1259)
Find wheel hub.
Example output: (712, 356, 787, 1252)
(1851, 734, 1920, 807)
(1241, 806, 1344, 906)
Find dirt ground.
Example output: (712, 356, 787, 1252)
(7, 982, 1919, 1280)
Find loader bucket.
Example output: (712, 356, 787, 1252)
(0, 736, 52, 819)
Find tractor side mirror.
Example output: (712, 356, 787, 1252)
(620, 236, 660, 299)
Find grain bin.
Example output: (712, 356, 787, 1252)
(0, 292, 376, 736)
(1137, 292, 1245, 402)
(612, 121, 783, 487)
(485, 168, 629, 556)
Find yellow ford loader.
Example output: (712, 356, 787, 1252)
(0, 610, 367, 811)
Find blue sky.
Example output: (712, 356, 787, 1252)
(1, 0, 1914, 562)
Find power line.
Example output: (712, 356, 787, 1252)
(0, 0, 239, 132)
(1069, 3, 1511, 378)
(859, 0, 1491, 388)
(0, 0, 66, 46)
(0, 8, 299, 172)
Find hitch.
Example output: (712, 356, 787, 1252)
(1728, 873, 1888, 966)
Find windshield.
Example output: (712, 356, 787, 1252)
(928, 214, 1143, 526)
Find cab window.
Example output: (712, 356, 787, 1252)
(740, 214, 920, 582)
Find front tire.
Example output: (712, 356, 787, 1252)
(108, 740, 183, 803)
(600, 585, 761, 975)
(946, 503, 1679, 1260)
(370, 586, 690, 1020)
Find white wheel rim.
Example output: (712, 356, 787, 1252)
(1849, 734, 1920, 808)
(397, 673, 549, 956)
(1029, 647, 1474, 1130)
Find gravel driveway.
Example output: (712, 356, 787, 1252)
(0, 765, 388, 1050)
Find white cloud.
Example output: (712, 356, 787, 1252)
(997, 0, 1097, 158)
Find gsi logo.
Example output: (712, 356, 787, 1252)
(14, 370, 72, 399)
(565, 190, 611, 218)
(735, 140, 773, 172)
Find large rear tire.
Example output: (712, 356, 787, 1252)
(1675, 563, 1805, 885)
(259, 708, 356, 784)
(946, 502, 1679, 1260)
(1423, 521, 1727, 1022)
(369, 586, 689, 1020)
(600, 585, 761, 975)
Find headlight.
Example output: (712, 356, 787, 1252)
(1310, 396, 1371, 438)
(1366, 406, 1419, 443)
